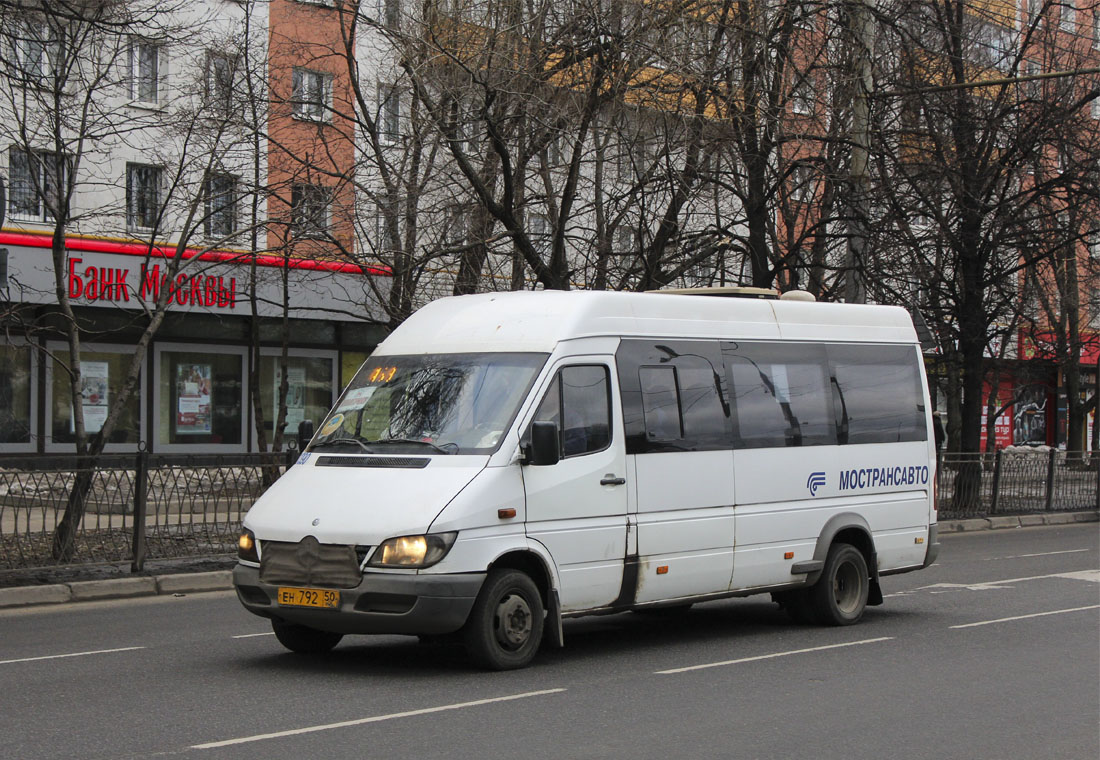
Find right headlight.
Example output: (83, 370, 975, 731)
(238, 528, 259, 563)
(367, 532, 457, 568)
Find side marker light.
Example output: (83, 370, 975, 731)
(656, 566, 669, 575)
(498, 508, 517, 519)
(784, 552, 794, 560)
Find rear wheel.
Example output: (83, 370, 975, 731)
(810, 543, 869, 626)
(271, 619, 343, 654)
(463, 569, 544, 670)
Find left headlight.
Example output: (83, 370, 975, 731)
(238, 528, 259, 563)
(367, 532, 457, 568)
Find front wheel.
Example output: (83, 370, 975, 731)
(271, 619, 343, 654)
(463, 569, 544, 670)
(810, 543, 870, 626)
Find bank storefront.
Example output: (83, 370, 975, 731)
(0, 232, 390, 454)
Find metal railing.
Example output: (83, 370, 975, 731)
(936, 450, 1099, 519)
(0, 451, 295, 574)
(0, 448, 1096, 575)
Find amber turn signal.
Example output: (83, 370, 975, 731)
(498, 508, 517, 519)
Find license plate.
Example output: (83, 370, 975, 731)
(277, 587, 340, 609)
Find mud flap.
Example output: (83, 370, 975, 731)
(868, 554, 884, 606)
(544, 587, 564, 648)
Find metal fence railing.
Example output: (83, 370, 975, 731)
(935, 450, 1099, 519)
(0, 451, 294, 575)
(0, 448, 1096, 576)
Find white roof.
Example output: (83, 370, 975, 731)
(375, 291, 918, 355)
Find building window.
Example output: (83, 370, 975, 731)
(257, 353, 335, 440)
(204, 174, 236, 238)
(8, 147, 67, 222)
(157, 347, 244, 447)
(129, 38, 161, 104)
(379, 83, 401, 143)
(292, 67, 329, 120)
(205, 51, 238, 114)
(291, 183, 331, 238)
(1060, 3, 1075, 33)
(49, 347, 142, 447)
(127, 163, 162, 231)
(9, 20, 56, 83)
(791, 74, 815, 115)
(378, 0, 400, 28)
(530, 213, 550, 256)
(0, 342, 34, 446)
(375, 202, 398, 252)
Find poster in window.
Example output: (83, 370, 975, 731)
(275, 366, 307, 430)
(77, 360, 110, 434)
(176, 363, 212, 435)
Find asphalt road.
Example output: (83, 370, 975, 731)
(1, 524, 1097, 760)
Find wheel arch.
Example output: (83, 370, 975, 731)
(806, 513, 878, 588)
(488, 547, 563, 648)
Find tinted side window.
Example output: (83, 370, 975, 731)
(617, 339, 729, 453)
(722, 341, 835, 448)
(640, 366, 683, 441)
(829, 344, 927, 444)
(531, 365, 611, 458)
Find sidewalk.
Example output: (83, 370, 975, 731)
(1, 511, 1096, 609)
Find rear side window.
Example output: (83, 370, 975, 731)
(722, 341, 835, 448)
(829, 344, 927, 444)
(530, 365, 611, 458)
(617, 340, 729, 453)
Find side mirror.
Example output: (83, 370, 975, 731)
(297, 419, 314, 452)
(524, 421, 560, 466)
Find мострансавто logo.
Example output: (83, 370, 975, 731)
(806, 471, 826, 496)
(807, 465, 931, 496)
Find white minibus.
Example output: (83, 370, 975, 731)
(233, 290, 939, 669)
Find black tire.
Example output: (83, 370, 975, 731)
(463, 569, 544, 670)
(271, 619, 343, 654)
(773, 589, 817, 624)
(809, 543, 869, 626)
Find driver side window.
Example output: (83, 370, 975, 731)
(531, 365, 611, 458)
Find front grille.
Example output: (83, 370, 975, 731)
(260, 536, 362, 589)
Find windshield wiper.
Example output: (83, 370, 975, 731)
(368, 438, 459, 455)
(312, 437, 374, 453)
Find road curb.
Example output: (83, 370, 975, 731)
(0, 570, 236, 610)
(1, 513, 1096, 609)
(938, 510, 1098, 532)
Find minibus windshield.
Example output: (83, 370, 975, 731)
(311, 353, 548, 455)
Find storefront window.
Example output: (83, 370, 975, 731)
(0, 343, 33, 444)
(259, 355, 334, 438)
(158, 349, 243, 445)
(340, 351, 368, 390)
(51, 349, 141, 445)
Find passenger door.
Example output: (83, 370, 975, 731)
(617, 340, 736, 604)
(522, 362, 629, 612)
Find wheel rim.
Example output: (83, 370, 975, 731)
(493, 592, 532, 650)
(832, 558, 863, 615)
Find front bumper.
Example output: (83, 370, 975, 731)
(233, 564, 485, 636)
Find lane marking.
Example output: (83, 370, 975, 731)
(984, 549, 1091, 561)
(232, 632, 275, 639)
(192, 688, 567, 749)
(913, 568, 1100, 593)
(0, 646, 145, 666)
(950, 605, 1100, 629)
(655, 637, 895, 675)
